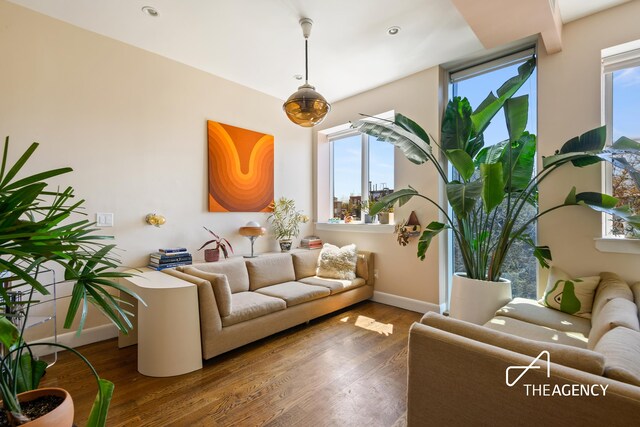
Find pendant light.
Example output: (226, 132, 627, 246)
(283, 18, 331, 127)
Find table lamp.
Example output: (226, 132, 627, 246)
(239, 221, 266, 258)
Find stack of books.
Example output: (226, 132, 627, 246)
(300, 236, 323, 250)
(148, 247, 193, 270)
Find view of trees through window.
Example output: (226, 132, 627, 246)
(450, 55, 538, 299)
(610, 64, 640, 237)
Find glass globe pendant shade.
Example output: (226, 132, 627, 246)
(283, 83, 331, 127)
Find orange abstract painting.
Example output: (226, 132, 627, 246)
(207, 121, 274, 212)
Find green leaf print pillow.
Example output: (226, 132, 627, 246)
(540, 266, 601, 318)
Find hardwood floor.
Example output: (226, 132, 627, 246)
(41, 301, 421, 426)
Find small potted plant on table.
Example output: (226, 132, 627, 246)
(198, 227, 233, 262)
(267, 198, 309, 252)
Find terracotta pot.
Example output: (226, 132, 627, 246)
(8, 388, 74, 427)
(449, 273, 512, 325)
(204, 248, 220, 262)
(279, 239, 293, 252)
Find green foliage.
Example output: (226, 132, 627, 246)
(353, 59, 640, 282)
(267, 197, 309, 240)
(0, 137, 141, 425)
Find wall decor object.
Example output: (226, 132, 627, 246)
(207, 120, 274, 212)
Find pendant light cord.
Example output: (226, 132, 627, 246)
(305, 39, 309, 83)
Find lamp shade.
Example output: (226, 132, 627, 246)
(283, 84, 330, 127)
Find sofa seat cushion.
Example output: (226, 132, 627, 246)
(255, 281, 330, 307)
(186, 258, 250, 293)
(221, 292, 287, 327)
(496, 297, 591, 336)
(245, 254, 296, 291)
(422, 312, 604, 375)
(291, 250, 321, 280)
(594, 326, 640, 387)
(484, 316, 589, 348)
(299, 276, 366, 295)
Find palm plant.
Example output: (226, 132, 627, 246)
(0, 137, 141, 425)
(354, 59, 640, 282)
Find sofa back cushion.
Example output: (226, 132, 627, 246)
(631, 282, 640, 317)
(182, 267, 232, 317)
(594, 326, 640, 387)
(592, 272, 633, 319)
(540, 266, 600, 318)
(245, 253, 296, 291)
(187, 258, 250, 293)
(291, 250, 320, 280)
(588, 298, 640, 350)
(421, 312, 605, 375)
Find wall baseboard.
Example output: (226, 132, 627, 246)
(371, 291, 442, 314)
(30, 324, 118, 357)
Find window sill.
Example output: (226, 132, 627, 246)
(315, 222, 395, 234)
(594, 237, 640, 255)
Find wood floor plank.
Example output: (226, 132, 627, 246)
(41, 301, 421, 426)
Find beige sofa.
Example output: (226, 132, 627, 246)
(407, 272, 640, 426)
(163, 250, 374, 359)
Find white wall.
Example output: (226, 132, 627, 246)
(0, 0, 312, 336)
(537, 0, 640, 293)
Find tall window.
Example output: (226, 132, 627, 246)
(330, 126, 394, 221)
(449, 49, 538, 299)
(603, 46, 640, 237)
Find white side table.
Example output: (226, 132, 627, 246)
(118, 269, 202, 377)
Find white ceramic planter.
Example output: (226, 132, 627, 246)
(449, 273, 512, 325)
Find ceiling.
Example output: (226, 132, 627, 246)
(8, 0, 631, 102)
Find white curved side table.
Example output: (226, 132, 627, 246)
(119, 269, 202, 377)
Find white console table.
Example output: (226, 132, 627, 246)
(118, 269, 202, 377)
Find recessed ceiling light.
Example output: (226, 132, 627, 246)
(387, 26, 401, 36)
(141, 6, 159, 17)
(293, 74, 303, 81)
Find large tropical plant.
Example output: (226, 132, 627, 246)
(0, 137, 141, 425)
(354, 59, 640, 282)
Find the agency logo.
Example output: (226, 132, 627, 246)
(505, 350, 609, 397)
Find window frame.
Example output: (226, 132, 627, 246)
(325, 111, 395, 224)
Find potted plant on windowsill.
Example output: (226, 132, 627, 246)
(267, 197, 309, 252)
(198, 227, 233, 262)
(0, 138, 141, 426)
(354, 59, 640, 324)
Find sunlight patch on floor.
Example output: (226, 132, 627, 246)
(340, 315, 394, 335)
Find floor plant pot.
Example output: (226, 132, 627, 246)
(449, 273, 512, 325)
(204, 248, 220, 262)
(279, 239, 293, 252)
(3, 388, 74, 427)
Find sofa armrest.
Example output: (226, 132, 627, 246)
(356, 251, 374, 286)
(407, 322, 640, 426)
(163, 269, 223, 338)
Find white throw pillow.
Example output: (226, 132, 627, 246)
(539, 266, 600, 318)
(316, 243, 357, 280)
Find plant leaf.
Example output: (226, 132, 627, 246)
(369, 188, 418, 215)
(0, 316, 19, 348)
(445, 149, 475, 181)
(504, 95, 529, 142)
(353, 120, 431, 165)
(394, 113, 430, 146)
(441, 97, 473, 152)
(480, 163, 504, 213)
(417, 222, 449, 260)
(446, 180, 482, 218)
(611, 136, 640, 152)
(86, 378, 114, 427)
(503, 133, 536, 192)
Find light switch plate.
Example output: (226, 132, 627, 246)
(96, 212, 114, 227)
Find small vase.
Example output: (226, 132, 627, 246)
(204, 248, 220, 262)
(279, 239, 293, 252)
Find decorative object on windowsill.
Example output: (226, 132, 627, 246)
(239, 221, 266, 258)
(361, 200, 378, 224)
(149, 247, 192, 270)
(344, 215, 353, 223)
(197, 227, 233, 262)
(145, 213, 166, 227)
(300, 236, 323, 250)
(378, 207, 394, 225)
(267, 197, 309, 252)
(354, 58, 640, 325)
(283, 18, 330, 127)
(395, 211, 422, 246)
(0, 137, 141, 425)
